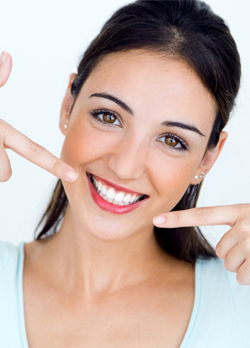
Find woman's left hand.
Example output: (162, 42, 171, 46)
(153, 204, 250, 285)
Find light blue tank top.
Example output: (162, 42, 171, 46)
(0, 240, 249, 348)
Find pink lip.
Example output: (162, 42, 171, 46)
(87, 173, 148, 215)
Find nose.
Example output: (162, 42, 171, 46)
(108, 135, 147, 180)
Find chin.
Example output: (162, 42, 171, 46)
(86, 217, 132, 241)
(91, 228, 128, 241)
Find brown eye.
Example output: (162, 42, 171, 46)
(90, 110, 121, 126)
(165, 137, 179, 147)
(158, 134, 187, 151)
(102, 113, 116, 123)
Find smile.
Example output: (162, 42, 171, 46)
(87, 173, 149, 214)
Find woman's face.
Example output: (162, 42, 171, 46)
(59, 50, 223, 240)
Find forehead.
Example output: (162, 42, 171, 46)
(81, 50, 217, 133)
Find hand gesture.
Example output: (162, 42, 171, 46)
(0, 51, 78, 183)
(153, 204, 250, 285)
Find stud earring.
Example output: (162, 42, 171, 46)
(63, 124, 68, 129)
(194, 172, 204, 180)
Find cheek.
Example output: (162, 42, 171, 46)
(150, 154, 197, 211)
(60, 121, 107, 167)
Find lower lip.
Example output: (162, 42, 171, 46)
(86, 173, 148, 214)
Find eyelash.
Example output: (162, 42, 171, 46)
(90, 108, 122, 127)
(89, 108, 189, 151)
(158, 133, 188, 151)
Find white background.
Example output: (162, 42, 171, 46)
(0, 0, 249, 247)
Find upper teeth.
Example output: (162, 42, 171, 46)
(92, 175, 143, 205)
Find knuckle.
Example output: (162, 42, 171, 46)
(243, 237, 250, 253)
(28, 142, 43, 159)
(215, 243, 223, 258)
(236, 272, 244, 285)
(237, 220, 250, 237)
(195, 208, 210, 222)
(236, 269, 250, 285)
(52, 160, 63, 174)
(224, 256, 236, 272)
(172, 211, 181, 225)
(223, 260, 231, 272)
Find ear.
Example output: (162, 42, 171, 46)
(190, 131, 228, 185)
(59, 73, 77, 135)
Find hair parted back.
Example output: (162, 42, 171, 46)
(34, 0, 241, 265)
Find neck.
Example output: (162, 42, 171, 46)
(35, 205, 174, 297)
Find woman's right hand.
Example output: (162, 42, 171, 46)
(0, 51, 78, 183)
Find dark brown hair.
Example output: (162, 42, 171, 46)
(34, 0, 241, 265)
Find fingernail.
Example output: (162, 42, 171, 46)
(153, 215, 166, 225)
(0, 51, 8, 64)
(65, 170, 78, 182)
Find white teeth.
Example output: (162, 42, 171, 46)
(114, 192, 125, 203)
(98, 181, 102, 191)
(130, 194, 137, 203)
(106, 188, 115, 200)
(123, 194, 131, 203)
(91, 174, 145, 206)
(101, 185, 107, 195)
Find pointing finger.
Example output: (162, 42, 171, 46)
(2, 119, 78, 182)
(153, 205, 242, 228)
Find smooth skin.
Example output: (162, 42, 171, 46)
(1, 50, 249, 348)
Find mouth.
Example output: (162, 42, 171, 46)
(86, 172, 149, 214)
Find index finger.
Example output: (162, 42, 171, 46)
(153, 205, 241, 228)
(2, 120, 78, 182)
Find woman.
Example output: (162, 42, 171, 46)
(0, 0, 249, 347)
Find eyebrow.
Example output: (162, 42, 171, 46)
(89, 93, 134, 115)
(160, 121, 205, 137)
(89, 93, 205, 137)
